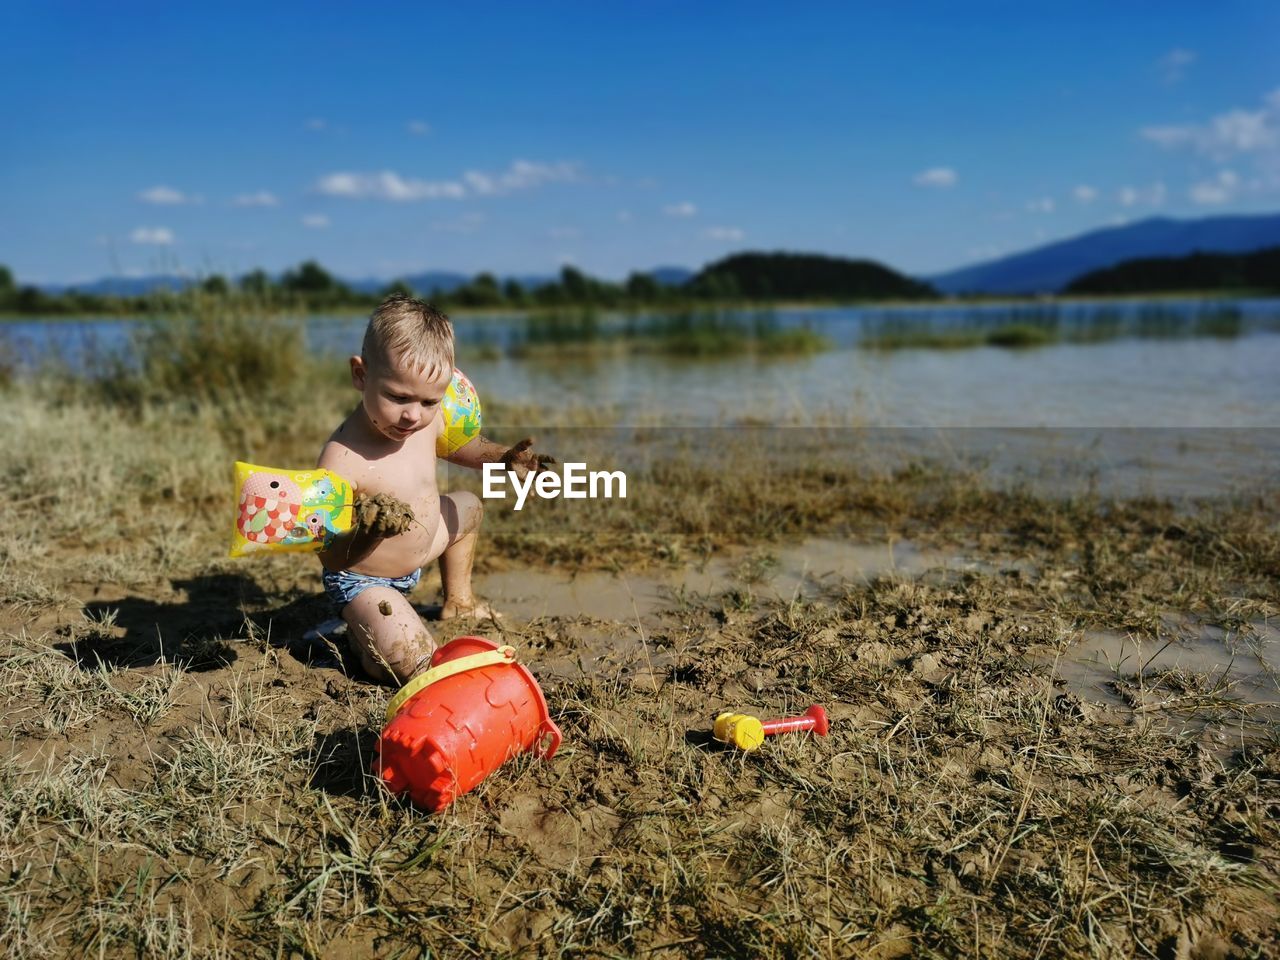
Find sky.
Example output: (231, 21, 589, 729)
(3, 1, 1279, 285)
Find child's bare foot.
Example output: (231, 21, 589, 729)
(439, 597, 502, 622)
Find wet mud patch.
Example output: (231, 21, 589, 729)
(1039, 614, 1280, 748)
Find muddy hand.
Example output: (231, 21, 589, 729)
(501, 437, 556, 481)
(353, 492, 416, 538)
(353, 492, 382, 532)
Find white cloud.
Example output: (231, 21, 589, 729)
(305, 118, 328, 131)
(1189, 169, 1241, 205)
(1025, 197, 1055, 214)
(1205, 110, 1274, 154)
(315, 159, 578, 202)
(407, 120, 431, 136)
(663, 201, 697, 217)
(1158, 47, 1197, 84)
(130, 226, 174, 245)
(138, 185, 199, 205)
(1141, 89, 1280, 161)
(548, 226, 581, 239)
(1073, 185, 1098, 203)
(913, 167, 957, 188)
(704, 226, 744, 241)
(463, 171, 495, 194)
(302, 214, 330, 229)
(1117, 182, 1167, 207)
(616, 209, 632, 223)
(316, 171, 466, 201)
(463, 160, 580, 196)
(233, 190, 280, 207)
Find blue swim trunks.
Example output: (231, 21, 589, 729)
(322, 567, 422, 613)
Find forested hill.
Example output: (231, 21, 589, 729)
(689, 252, 937, 300)
(1064, 246, 1280, 295)
(928, 213, 1280, 295)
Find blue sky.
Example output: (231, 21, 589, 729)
(3, 1, 1279, 285)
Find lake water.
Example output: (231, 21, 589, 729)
(5, 299, 1279, 429)
(6, 300, 1278, 495)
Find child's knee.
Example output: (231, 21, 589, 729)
(443, 490, 483, 536)
(341, 589, 434, 684)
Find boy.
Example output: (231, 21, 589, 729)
(317, 295, 546, 685)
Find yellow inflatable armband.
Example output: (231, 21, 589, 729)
(437, 368, 482, 457)
(230, 462, 355, 558)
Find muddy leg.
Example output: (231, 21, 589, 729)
(342, 587, 434, 684)
(436, 491, 498, 620)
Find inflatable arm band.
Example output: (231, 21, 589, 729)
(230, 463, 355, 558)
(229, 371, 480, 558)
(438, 368, 482, 457)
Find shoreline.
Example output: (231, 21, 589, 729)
(5, 289, 1280, 323)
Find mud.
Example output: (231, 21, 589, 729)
(2, 497, 1278, 955)
(1041, 615, 1280, 748)
(501, 436, 556, 477)
(353, 491, 417, 538)
(464, 537, 974, 622)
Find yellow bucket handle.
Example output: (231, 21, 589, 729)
(385, 645, 517, 722)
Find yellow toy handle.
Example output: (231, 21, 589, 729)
(385, 645, 517, 722)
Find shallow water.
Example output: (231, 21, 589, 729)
(461, 330, 1280, 429)
(6, 300, 1279, 429)
(8, 302, 1279, 496)
(473, 537, 957, 621)
(1046, 616, 1280, 745)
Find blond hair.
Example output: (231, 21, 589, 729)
(362, 295, 455, 376)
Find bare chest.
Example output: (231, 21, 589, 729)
(322, 430, 438, 508)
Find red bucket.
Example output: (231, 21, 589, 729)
(374, 636, 561, 812)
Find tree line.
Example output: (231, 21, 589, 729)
(8, 245, 1273, 316)
(0, 252, 938, 316)
(0, 261, 697, 315)
(1063, 246, 1280, 295)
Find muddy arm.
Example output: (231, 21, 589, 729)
(445, 435, 555, 480)
(319, 491, 416, 568)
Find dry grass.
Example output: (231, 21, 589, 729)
(0, 310, 1277, 956)
(2, 569, 1276, 957)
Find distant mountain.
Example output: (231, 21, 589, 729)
(503, 274, 557, 291)
(42, 274, 197, 296)
(36, 264, 692, 299)
(344, 271, 470, 295)
(929, 213, 1280, 295)
(692, 251, 936, 300)
(354, 272, 564, 295)
(645, 265, 694, 287)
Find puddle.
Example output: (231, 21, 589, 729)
(473, 537, 980, 621)
(1046, 615, 1280, 742)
